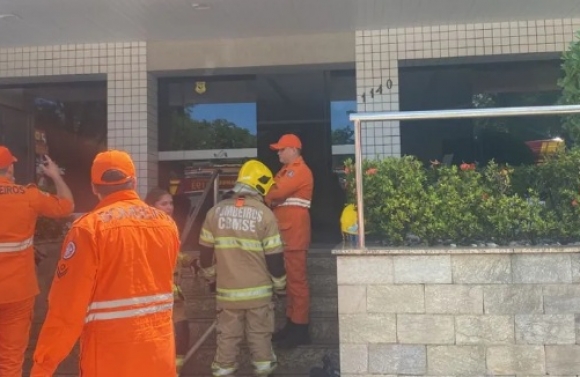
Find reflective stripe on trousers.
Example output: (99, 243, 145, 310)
(0, 237, 33, 253)
(216, 285, 273, 302)
(278, 197, 311, 208)
(85, 293, 173, 323)
(211, 362, 237, 377)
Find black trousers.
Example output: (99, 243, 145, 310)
(175, 320, 190, 356)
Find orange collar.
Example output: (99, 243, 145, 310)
(94, 190, 140, 210)
(0, 176, 13, 184)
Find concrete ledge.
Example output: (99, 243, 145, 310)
(332, 245, 580, 255)
(335, 247, 580, 376)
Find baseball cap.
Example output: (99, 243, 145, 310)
(269, 134, 302, 150)
(0, 146, 17, 169)
(91, 149, 135, 185)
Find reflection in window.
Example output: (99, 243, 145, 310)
(31, 84, 107, 212)
(169, 103, 257, 150)
(159, 78, 257, 152)
(331, 100, 356, 145)
(472, 90, 561, 166)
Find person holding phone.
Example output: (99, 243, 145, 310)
(0, 147, 74, 377)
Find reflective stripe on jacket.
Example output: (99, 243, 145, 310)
(0, 176, 74, 304)
(265, 156, 314, 251)
(0, 236, 34, 253)
(199, 195, 284, 309)
(85, 293, 174, 323)
(31, 190, 180, 377)
(277, 197, 311, 208)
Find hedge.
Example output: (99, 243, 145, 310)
(344, 148, 580, 247)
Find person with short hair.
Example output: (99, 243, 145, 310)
(31, 150, 180, 377)
(0, 146, 74, 377)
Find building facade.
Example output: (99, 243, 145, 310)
(0, 7, 579, 238)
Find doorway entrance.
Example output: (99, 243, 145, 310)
(256, 71, 344, 245)
(157, 66, 356, 246)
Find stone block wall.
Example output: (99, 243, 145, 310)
(335, 249, 580, 376)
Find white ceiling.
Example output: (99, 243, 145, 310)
(0, 0, 579, 47)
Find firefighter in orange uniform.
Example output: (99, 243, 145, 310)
(0, 146, 74, 377)
(197, 160, 286, 377)
(31, 150, 180, 377)
(265, 134, 313, 349)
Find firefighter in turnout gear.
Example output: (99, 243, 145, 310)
(198, 159, 286, 377)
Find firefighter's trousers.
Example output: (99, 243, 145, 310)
(285, 249, 310, 324)
(0, 296, 35, 377)
(212, 303, 277, 376)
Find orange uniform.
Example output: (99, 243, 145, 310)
(0, 175, 73, 377)
(31, 150, 180, 377)
(265, 155, 313, 325)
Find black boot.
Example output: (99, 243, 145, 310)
(277, 323, 311, 349)
(272, 318, 293, 342)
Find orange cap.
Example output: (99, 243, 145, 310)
(0, 146, 17, 169)
(91, 149, 135, 185)
(269, 134, 302, 150)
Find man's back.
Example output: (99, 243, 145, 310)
(0, 180, 73, 304)
(84, 194, 179, 335)
(32, 190, 180, 377)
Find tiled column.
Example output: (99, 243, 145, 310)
(0, 42, 157, 197)
(356, 18, 580, 159)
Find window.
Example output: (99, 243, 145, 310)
(331, 100, 356, 145)
(328, 70, 356, 147)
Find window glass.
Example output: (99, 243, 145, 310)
(159, 78, 257, 151)
(331, 100, 356, 145)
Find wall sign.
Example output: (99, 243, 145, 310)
(360, 79, 393, 103)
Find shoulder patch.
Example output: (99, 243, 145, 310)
(287, 170, 294, 178)
(63, 241, 76, 260)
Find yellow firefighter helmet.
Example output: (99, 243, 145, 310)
(340, 204, 358, 235)
(237, 160, 274, 196)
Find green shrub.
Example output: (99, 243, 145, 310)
(343, 149, 580, 246)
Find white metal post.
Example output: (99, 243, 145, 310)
(353, 119, 365, 249)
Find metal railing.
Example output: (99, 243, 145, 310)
(349, 104, 580, 249)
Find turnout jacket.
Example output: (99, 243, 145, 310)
(199, 193, 285, 309)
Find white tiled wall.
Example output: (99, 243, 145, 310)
(356, 18, 580, 159)
(0, 42, 157, 197)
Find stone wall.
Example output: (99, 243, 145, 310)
(335, 248, 580, 376)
